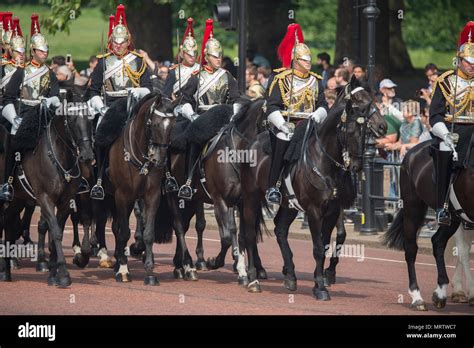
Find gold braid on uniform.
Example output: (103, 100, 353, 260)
(122, 56, 147, 87)
(269, 70, 317, 111)
(434, 70, 472, 117)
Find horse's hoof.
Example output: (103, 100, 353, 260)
(129, 243, 144, 259)
(115, 273, 131, 283)
(323, 269, 336, 285)
(247, 280, 262, 293)
(47, 276, 58, 286)
(451, 291, 468, 303)
(206, 257, 224, 270)
(0, 272, 12, 282)
(36, 261, 49, 273)
(469, 297, 474, 307)
(10, 258, 20, 269)
(257, 269, 268, 280)
(184, 269, 198, 281)
(410, 300, 428, 311)
(99, 259, 114, 269)
(195, 260, 208, 271)
(73, 254, 88, 269)
(238, 276, 249, 286)
(432, 291, 447, 309)
(173, 268, 184, 279)
(144, 275, 159, 286)
(284, 279, 297, 292)
(56, 275, 72, 288)
(313, 287, 331, 301)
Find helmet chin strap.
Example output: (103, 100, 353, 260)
(294, 59, 310, 74)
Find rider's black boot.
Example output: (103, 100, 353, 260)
(178, 143, 200, 200)
(433, 147, 452, 226)
(265, 134, 290, 205)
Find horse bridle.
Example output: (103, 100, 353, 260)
(125, 97, 175, 174)
(46, 103, 84, 182)
(336, 86, 379, 166)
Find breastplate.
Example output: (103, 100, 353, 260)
(444, 74, 474, 123)
(21, 64, 50, 100)
(284, 75, 318, 114)
(199, 69, 229, 105)
(105, 54, 138, 91)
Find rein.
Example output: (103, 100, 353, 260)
(123, 98, 174, 175)
(47, 111, 82, 183)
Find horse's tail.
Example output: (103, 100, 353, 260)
(154, 195, 174, 244)
(382, 208, 405, 250)
(237, 200, 270, 244)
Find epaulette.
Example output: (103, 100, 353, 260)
(268, 69, 292, 95)
(273, 67, 286, 73)
(192, 69, 200, 75)
(96, 52, 111, 59)
(436, 70, 454, 84)
(431, 70, 454, 98)
(309, 71, 323, 80)
(130, 50, 143, 58)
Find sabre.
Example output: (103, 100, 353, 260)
(18, 33, 29, 117)
(287, 30, 298, 123)
(101, 29, 107, 108)
(176, 28, 182, 102)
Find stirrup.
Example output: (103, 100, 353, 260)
(436, 208, 451, 226)
(78, 177, 90, 195)
(165, 172, 179, 193)
(0, 182, 14, 202)
(90, 179, 105, 200)
(265, 187, 282, 205)
(178, 179, 193, 200)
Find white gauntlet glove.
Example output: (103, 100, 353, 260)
(44, 96, 61, 108)
(311, 107, 328, 124)
(2, 104, 22, 135)
(130, 87, 150, 99)
(432, 122, 458, 160)
(175, 103, 199, 121)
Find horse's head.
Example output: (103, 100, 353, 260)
(339, 76, 386, 171)
(65, 107, 95, 163)
(145, 94, 176, 168)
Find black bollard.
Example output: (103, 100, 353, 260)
(360, 136, 377, 235)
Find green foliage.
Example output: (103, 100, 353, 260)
(403, 0, 474, 51)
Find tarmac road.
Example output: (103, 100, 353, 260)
(0, 211, 473, 315)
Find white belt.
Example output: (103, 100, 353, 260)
(106, 90, 129, 97)
(20, 99, 41, 106)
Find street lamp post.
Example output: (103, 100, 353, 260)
(238, 0, 246, 94)
(362, 0, 380, 87)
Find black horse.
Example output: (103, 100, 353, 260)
(383, 138, 474, 311)
(0, 102, 94, 286)
(240, 76, 386, 298)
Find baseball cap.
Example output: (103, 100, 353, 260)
(379, 79, 397, 89)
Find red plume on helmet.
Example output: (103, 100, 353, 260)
(277, 23, 304, 68)
(3, 12, 13, 31)
(201, 18, 214, 65)
(0, 12, 5, 27)
(13, 17, 23, 37)
(182, 17, 195, 44)
(30, 13, 40, 36)
(108, 14, 115, 38)
(114, 4, 127, 27)
(458, 21, 474, 46)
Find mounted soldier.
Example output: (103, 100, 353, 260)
(86, 3, 152, 200)
(429, 21, 474, 226)
(162, 17, 200, 101)
(2, 14, 23, 104)
(174, 18, 240, 200)
(264, 23, 328, 205)
(0, 14, 60, 202)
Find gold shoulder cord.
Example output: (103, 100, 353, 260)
(123, 56, 147, 87)
(279, 74, 316, 111)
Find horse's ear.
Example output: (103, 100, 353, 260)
(349, 74, 359, 90)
